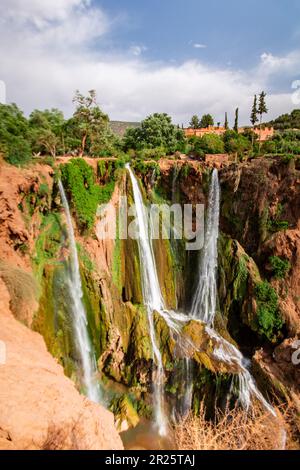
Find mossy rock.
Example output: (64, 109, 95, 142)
(218, 232, 264, 342)
(122, 236, 143, 304)
(152, 237, 177, 309)
(110, 395, 140, 432)
(153, 311, 176, 369)
(32, 263, 77, 377)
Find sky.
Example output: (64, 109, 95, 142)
(0, 0, 300, 125)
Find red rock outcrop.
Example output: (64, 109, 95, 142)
(0, 278, 123, 450)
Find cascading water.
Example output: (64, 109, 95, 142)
(126, 164, 168, 435)
(58, 180, 101, 403)
(126, 164, 276, 441)
(191, 168, 220, 325)
(191, 169, 276, 416)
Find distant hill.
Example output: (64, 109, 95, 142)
(110, 120, 140, 137)
(266, 109, 300, 130)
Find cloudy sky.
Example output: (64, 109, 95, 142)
(0, 0, 300, 125)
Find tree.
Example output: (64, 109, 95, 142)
(258, 91, 268, 151)
(192, 134, 224, 155)
(189, 115, 200, 129)
(223, 130, 251, 157)
(72, 90, 109, 156)
(36, 129, 60, 158)
(250, 95, 258, 150)
(200, 114, 214, 128)
(29, 108, 65, 157)
(123, 113, 185, 154)
(234, 108, 239, 133)
(0, 103, 31, 165)
(224, 112, 229, 130)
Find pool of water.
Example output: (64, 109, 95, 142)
(121, 419, 176, 450)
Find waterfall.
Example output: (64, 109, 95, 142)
(58, 180, 101, 403)
(191, 168, 220, 325)
(190, 170, 276, 416)
(126, 164, 168, 436)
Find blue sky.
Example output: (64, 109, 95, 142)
(98, 0, 300, 74)
(0, 0, 299, 125)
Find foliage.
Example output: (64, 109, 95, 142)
(60, 158, 102, 232)
(189, 115, 201, 129)
(0, 103, 31, 165)
(136, 146, 167, 160)
(72, 90, 111, 156)
(76, 243, 95, 272)
(33, 213, 62, 279)
(29, 108, 64, 157)
(224, 112, 229, 130)
(255, 281, 283, 342)
(233, 108, 239, 133)
(189, 133, 224, 155)
(258, 91, 268, 120)
(200, 114, 214, 128)
(123, 113, 185, 154)
(267, 219, 289, 232)
(263, 130, 300, 155)
(133, 159, 161, 178)
(269, 256, 291, 279)
(267, 109, 300, 131)
(223, 130, 251, 156)
(250, 95, 258, 127)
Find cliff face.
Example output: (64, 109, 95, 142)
(219, 157, 300, 334)
(1, 156, 300, 444)
(0, 277, 123, 450)
(157, 157, 300, 409)
(0, 160, 122, 450)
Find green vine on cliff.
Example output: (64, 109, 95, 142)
(254, 281, 284, 342)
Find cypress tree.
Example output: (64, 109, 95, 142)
(224, 112, 229, 130)
(234, 108, 239, 132)
(258, 91, 268, 152)
(250, 94, 258, 150)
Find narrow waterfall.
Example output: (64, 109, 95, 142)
(126, 164, 168, 436)
(190, 170, 276, 416)
(191, 168, 220, 325)
(58, 180, 101, 403)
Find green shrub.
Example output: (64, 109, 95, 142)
(267, 219, 289, 232)
(255, 281, 283, 342)
(61, 159, 102, 232)
(269, 256, 291, 279)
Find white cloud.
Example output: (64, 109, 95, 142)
(129, 45, 147, 57)
(0, 2, 299, 126)
(193, 43, 207, 49)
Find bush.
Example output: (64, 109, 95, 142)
(255, 281, 283, 342)
(61, 159, 102, 232)
(136, 146, 166, 160)
(269, 256, 291, 279)
(175, 402, 288, 450)
(189, 134, 224, 156)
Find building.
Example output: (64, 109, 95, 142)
(184, 125, 274, 142)
(184, 125, 226, 138)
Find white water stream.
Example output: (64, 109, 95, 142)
(126, 164, 277, 439)
(59, 180, 101, 403)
